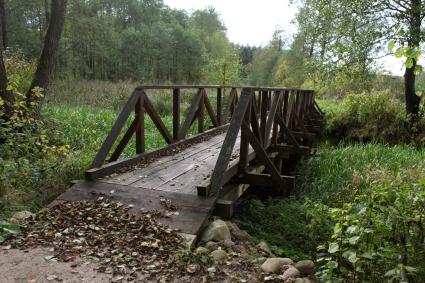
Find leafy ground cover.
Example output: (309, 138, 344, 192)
(236, 143, 425, 282)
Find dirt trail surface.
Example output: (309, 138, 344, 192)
(0, 247, 111, 282)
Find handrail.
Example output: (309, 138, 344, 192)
(85, 85, 321, 182)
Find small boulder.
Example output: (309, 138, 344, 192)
(282, 267, 300, 281)
(294, 260, 315, 276)
(9, 211, 34, 223)
(210, 249, 228, 262)
(205, 241, 219, 250)
(225, 221, 252, 242)
(261, 257, 294, 273)
(294, 278, 311, 283)
(223, 239, 235, 248)
(233, 244, 248, 256)
(256, 241, 273, 256)
(201, 220, 231, 242)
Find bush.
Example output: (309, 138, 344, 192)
(325, 91, 417, 144)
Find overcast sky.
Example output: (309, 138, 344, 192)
(163, 0, 405, 75)
(163, 0, 297, 47)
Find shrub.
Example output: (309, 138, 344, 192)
(325, 91, 415, 144)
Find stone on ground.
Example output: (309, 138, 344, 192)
(282, 267, 300, 281)
(9, 211, 35, 223)
(261, 257, 294, 273)
(256, 241, 273, 256)
(225, 221, 252, 242)
(201, 220, 231, 242)
(294, 260, 315, 276)
(210, 249, 228, 262)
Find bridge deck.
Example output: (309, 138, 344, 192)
(54, 131, 246, 237)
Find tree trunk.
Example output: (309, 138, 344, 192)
(404, 64, 421, 116)
(0, 50, 14, 117)
(404, 0, 422, 118)
(0, 0, 7, 50)
(26, 0, 67, 106)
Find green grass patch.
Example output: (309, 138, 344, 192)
(236, 142, 425, 281)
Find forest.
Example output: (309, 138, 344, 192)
(1, 0, 425, 282)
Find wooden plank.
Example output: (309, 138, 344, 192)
(217, 87, 222, 125)
(198, 89, 205, 133)
(275, 112, 301, 150)
(264, 91, 281, 147)
(56, 182, 215, 235)
(209, 88, 252, 196)
(173, 88, 180, 141)
(269, 144, 311, 156)
(85, 125, 229, 180)
(142, 92, 173, 144)
(260, 90, 268, 143)
(241, 121, 283, 192)
(204, 90, 219, 127)
(237, 173, 294, 191)
(103, 135, 226, 186)
(109, 118, 139, 162)
(91, 90, 141, 168)
(179, 89, 202, 139)
(135, 96, 145, 154)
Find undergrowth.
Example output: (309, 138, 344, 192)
(236, 143, 425, 282)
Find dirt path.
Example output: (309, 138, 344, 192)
(0, 248, 111, 283)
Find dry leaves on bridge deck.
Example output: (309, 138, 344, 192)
(6, 196, 184, 281)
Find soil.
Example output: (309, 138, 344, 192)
(0, 247, 111, 283)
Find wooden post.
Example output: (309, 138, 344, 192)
(217, 87, 222, 125)
(135, 95, 145, 154)
(173, 88, 180, 141)
(238, 98, 251, 172)
(198, 89, 205, 133)
(260, 90, 268, 144)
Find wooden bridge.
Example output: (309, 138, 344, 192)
(54, 85, 323, 242)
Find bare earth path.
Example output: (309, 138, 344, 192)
(0, 248, 111, 283)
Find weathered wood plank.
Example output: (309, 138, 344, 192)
(91, 90, 141, 168)
(209, 88, 252, 196)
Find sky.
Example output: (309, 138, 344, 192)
(163, 0, 405, 75)
(163, 0, 298, 47)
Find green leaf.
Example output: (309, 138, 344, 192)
(395, 48, 404, 58)
(405, 58, 414, 68)
(388, 40, 395, 52)
(415, 65, 423, 75)
(0, 235, 5, 243)
(327, 260, 338, 269)
(348, 235, 360, 245)
(328, 242, 339, 254)
(342, 250, 358, 263)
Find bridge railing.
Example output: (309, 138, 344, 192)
(85, 85, 322, 182)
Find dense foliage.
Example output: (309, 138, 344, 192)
(237, 143, 425, 282)
(5, 0, 242, 84)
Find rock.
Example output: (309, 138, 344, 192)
(294, 278, 311, 283)
(261, 257, 294, 273)
(194, 247, 208, 255)
(201, 220, 231, 242)
(210, 249, 228, 262)
(233, 244, 248, 255)
(294, 260, 315, 276)
(282, 267, 300, 281)
(223, 239, 235, 248)
(225, 221, 252, 242)
(256, 241, 273, 256)
(9, 211, 34, 223)
(205, 241, 219, 250)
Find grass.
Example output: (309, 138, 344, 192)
(235, 142, 425, 264)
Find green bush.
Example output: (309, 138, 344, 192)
(325, 91, 417, 144)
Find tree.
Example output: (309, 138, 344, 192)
(27, 0, 67, 106)
(0, 0, 7, 50)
